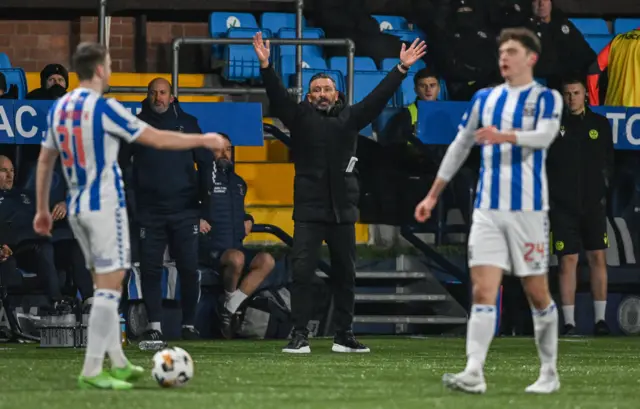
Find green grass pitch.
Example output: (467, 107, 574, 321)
(1, 336, 638, 409)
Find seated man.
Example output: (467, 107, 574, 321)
(199, 133, 275, 338)
(0, 155, 70, 314)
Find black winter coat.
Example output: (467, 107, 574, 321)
(260, 64, 407, 224)
(118, 99, 214, 219)
(0, 189, 40, 247)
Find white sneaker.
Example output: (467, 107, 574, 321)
(525, 368, 560, 394)
(442, 370, 487, 394)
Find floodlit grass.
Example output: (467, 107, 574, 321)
(1, 336, 638, 409)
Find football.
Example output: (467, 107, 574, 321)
(151, 347, 194, 388)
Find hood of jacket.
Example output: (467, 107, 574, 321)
(138, 97, 187, 127)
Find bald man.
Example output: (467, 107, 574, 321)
(118, 78, 214, 344)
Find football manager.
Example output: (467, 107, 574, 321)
(252, 32, 426, 354)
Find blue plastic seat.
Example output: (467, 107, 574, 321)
(585, 35, 613, 54)
(385, 29, 425, 44)
(328, 56, 377, 77)
(279, 55, 327, 81)
(0, 68, 28, 99)
(277, 28, 324, 58)
(374, 106, 402, 137)
(260, 12, 306, 34)
(349, 71, 395, 108)
(569, 18, 610, 35)
(371, 15, 409, 31)
(613, 18, 640, 34)
(0, 53, 11, 69)
(209, 12, 259, 59)
(381, 58, 426, 73)
(224, 28, 271, 80)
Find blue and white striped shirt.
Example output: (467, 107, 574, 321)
(437, 82, 563, 212)
(42, 88, 148, 215)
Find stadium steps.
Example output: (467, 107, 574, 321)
(317, 255, 468, 335)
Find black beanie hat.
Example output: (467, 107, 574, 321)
(40, 64, 69, 89)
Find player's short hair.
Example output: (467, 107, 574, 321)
(414, 67, 441, 86)
(72, 42, 108, 81)
(498, 27, 542, 55)
(561, 76, 587, 89)
(218, 132, 232, 143)
(308, 73, 336, 90)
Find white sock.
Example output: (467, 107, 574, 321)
(106, 304, 127, 369)
(464, 304, 497, 374)
(147, 321, 162, 333)
(562, 305, 575, 326)
(225, 290, 248, 314)
(82, 289, 120, 377)
(594, 301, 606, 323)
(532, 302, 559, 373)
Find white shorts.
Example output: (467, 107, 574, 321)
(68, 206, 131, 274)
(468, 209, 549, 277)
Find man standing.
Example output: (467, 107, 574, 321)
(547, 78, 614, 336)
(119, 78, 214, 343)
(252, 32, 426, 354)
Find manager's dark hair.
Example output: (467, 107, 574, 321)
(217, 132, 232, 143)
(308, 72, 337, 89)
(72, 42, 108, 81)
(498, 27, 542, 55)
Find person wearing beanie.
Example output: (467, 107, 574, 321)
(25, 63, 69, 100)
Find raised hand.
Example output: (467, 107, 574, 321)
(400, 38, 427, 67)
(202, 132, 227, 152)
(252, 32, 271, 69)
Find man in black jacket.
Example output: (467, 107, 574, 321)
(253, 32, 426, 353)
(547, 78, 614, 336)
(199, 133, 275, 339)
(119, 78, 214, 343)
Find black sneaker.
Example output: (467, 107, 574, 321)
(181, 326, 201, 340)
(218, 307, 242, 339)
(594, 320, 611, 336)
(282, 331, 310, 354)
(563, 324, 576, 336)
(332, 330, 370, 353)
(138, 329, 167, 351)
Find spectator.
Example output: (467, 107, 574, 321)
(546, 78, 613, 336)
(0, 156, 70, 314)
(528, 0, 596, 90)
(587, 27, 640, 107)
(119, 78, 214, 343)
(25, 64, 69, 100)
(198, 133, 275, 339)
(0, 73, 18, 99)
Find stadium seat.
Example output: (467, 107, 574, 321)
(585, 35, 613, 54)
(350, 71, 395, 107)
(0, 68, 28, 99)
(372, 15, 409, 31)
(385, 29, 425, 44)
(613, 18, 640, 34)
(569, 18, 610, 35)
(224, 28, 271, 80)
(398, 74, 448, 106)
(374, 106, 402, 137)
(260, 12, 306, 34)
(277, 28, 324, 58)
(209, 12, 259, 59)
(329, 56, 377, 76)
(381, 58, 426, 73)
(292, 69, 345, 96)
(0, 53, 11, 69)
(279, 55, 327, 81)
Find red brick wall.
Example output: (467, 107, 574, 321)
(0, 17, 209, 73)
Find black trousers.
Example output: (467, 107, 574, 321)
(14, 240, 63, 304)
(137, 212, 200, 326)
(53, 240, 94, 301)
(291, 221, 356, 334)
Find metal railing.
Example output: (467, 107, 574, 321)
(99, 0, 357, 104)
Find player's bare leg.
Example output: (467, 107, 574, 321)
(78, 269, 142, 390)
(558, 253, 579, 334)
(443, 265, 502, 394)
(521, 274, 560, 394)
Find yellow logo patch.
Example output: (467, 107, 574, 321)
(555, 241, 565, 251)
(589, 129, 599, 139)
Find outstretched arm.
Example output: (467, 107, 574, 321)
(415, 91, 482, 222)
(350, 39, 427, 131)
(254, 32, 302, 129)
